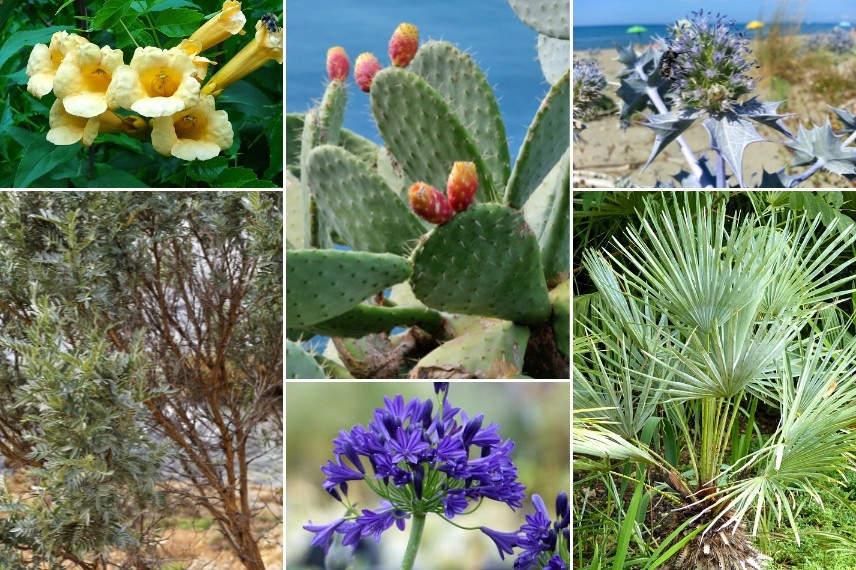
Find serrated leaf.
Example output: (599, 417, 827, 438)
(702, 113, 766, 188)
(214, 167, 258, 187)
(784, 121, 856, 176)
(188, 156, 228, 182)
(114, 18, 152, 50)
(734, 97, 793, 139)
(641, 107, 701, 170)
(154, 8, 204, 38)
(757, 167, 797, 188)
(92, 0, 136, 30)
(615, 47, 676, 129)
(615, 43, 640, 67)
(830, 106, 856, 135)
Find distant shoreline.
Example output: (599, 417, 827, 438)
(573, 21, 845, 51)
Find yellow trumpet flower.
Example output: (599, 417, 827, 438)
(201, 17, 282, 97)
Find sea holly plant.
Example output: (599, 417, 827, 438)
(603, 9, 856, 188)
(286, 1, 570, 379)
(2, 0, 282, 187)
(303, 384, 569, 569)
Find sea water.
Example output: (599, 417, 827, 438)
(286, 0, 553, 162)
(574, 22, 848, 52)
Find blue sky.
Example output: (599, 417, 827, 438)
(574, 0, 855, 27)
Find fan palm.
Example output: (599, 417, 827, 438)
(574, 193, 856, 568)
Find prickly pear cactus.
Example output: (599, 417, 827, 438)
(286, 4, 570, 378)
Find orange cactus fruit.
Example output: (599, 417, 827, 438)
(446, 161, 478, 212)
(354, 52, 382, 92)
(389, 22, 419, 67)
(326, 46, 350, 81)
(408, 182, 453, 225)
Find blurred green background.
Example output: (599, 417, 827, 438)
(285, 382, 569, 569)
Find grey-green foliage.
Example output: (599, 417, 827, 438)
(574, 194, 856, 563)
(0, 191, 283, 569)
(0, 299, 167, 567)
(286, 8, 570, 378)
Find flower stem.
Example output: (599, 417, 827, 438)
(401, 514, 426, 570)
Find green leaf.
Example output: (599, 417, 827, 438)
(154, 8, 204, 38)
(612, 466, 645, 570)
(188, 156, 228, 182)
(0, 26, 71, 72)
(214, 167, 258, 187)
(92, 0, 136, 30)
(114, 18, 153, 50)
(146, 0, 199, 11)
(15, 139, 80, 188)
(86, 166, 149, 187)
(218, 82, 274, 116)
(264, 118, 283, 179)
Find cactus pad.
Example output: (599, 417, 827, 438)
(537, 35, 570, 85)
(306, 145, 424, 255)
(410, 41, 510, 192)
(286, 339, 326, 379)
(523, 149, 570, 283)
(307, 302, 443, 338)
(506, 0, 570, 40)
(410, 318, 530, 378)
(410, 203, 551, 324)
(549, 279, 570, 358)
(285, 170, 307, 249)
(317, 78, 347, 147)
(370, 67, 496, 200)
(286, 249, 412, 327)
(504, 69, 570, 209)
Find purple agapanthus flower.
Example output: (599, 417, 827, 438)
(479, 491, 570, 569)
(512, 492, 570, 570)
(303, 392, 527, 555)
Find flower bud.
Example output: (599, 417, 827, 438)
(389, 22, 419, 67)
(354, 52, 381, 92)
(326, 46, 350, 81)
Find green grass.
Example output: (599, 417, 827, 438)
(766, 471, 856, 569)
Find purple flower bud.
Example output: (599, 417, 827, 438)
(666, 8, 758, 112)
(462, 414, 483, 447)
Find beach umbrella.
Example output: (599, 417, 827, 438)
(840, 21, 851, 27)
(746, 20, 764, 30)
(626, 25, 647, 41)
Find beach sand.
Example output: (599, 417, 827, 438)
(573, 40, 856, 188)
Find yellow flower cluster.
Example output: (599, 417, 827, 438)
(24, 1, 283, 162)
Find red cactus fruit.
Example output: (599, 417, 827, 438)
(446, 161, 478, 212)
(326, 46, 350, 81)
(389, 22, 419, 68)
(408, 182, 453, 225)
(354, 52, 382, 92)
